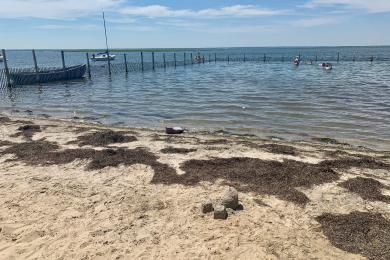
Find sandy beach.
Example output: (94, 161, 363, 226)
(0, 113, 389, 260)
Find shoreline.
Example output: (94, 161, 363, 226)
(1, 110, 388, 153)
(1, 113, 390, 259)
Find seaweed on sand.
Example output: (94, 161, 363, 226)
(316, 212, 390, 260)
(152, 157, 339, 205)
(260, 144, 298, 155)
(1, 140, 175, 175)
(10, 125, 41, 139)
(160, 147, 197, 154)
(70, 130, 137, 147)
(339, 177, 390, 202)
(0, 116, 11, 123)
(319, 156, 390, 170)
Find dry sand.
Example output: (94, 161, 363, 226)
(0, 114, 389, 259)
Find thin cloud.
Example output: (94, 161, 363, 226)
(292, 17, 341, 27)
(0, 0, 123, 19)
(120, 5, 285, 18)
(304, 0, 390, 13)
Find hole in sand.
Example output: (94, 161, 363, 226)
(316, 211, 390, 259)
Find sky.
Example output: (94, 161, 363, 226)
(0, 0, 390, 49)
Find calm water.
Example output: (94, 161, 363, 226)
(1, 47, 390, 150)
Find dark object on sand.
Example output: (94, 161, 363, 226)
(73, 130, 137, 147)
(9, 64, 86, 86)
(160, 146, 197, 154)
(10, 124, 41, 139)
(165, 127, 184, 134)
(201, 201, 214, 214)
(316, 211, 390, 260)
(213, 205, 228, 220)
(260, 144, 297, 155)
(339, 177, 390, 202)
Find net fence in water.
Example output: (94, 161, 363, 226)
(0, 51, 385, 88)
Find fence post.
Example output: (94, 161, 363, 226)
(370, 56, 374, 63)
(141, 52, 144, 72)
(228, 55, 230, 63)
(184, 53, 186, 66)
(191, 53, 193, 65)
(86, 53, 91, 78)
(163, 53, 166, 68)
(174, 53, 176, 68)
(32, 49, 40, 82)
(152, 52, 155, 71)
(124, 53, 128, 73)
(202, 55, 205, 64)
(215, 53, 217, 63)
(263, 54, 266, 63)
(315, 54, 318, 62)
(1, 49, 11, 87)
(61, 50, 66, 69)
(337, 52, 340, 63)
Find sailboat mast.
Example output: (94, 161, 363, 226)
(102, 12, 111, 75)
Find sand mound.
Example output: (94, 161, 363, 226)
(316, 212, 390, 260)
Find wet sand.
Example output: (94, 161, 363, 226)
(0, 114, 389, 259)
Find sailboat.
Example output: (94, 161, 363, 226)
(91, 12, 114, 62)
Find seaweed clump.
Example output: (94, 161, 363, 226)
(1, 140, 175, 175)
(10, 125, 41, 139)
(152, 157, 339, 205)
(319, 156, 390, 170)
(161, 147, 197, 154)
(0, 116, 11, 123)
(260, 144, 297, 155)
(339, 177, 390, 202)
(71, 130, 137, 147)
(316, 212, 390, 260)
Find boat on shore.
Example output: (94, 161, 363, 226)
(91, 53, 116, 61)
(9, 64, 86, 85)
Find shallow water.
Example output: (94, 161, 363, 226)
(1, 47, 390, 150)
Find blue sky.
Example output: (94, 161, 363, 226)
(1, 0, 390, 49)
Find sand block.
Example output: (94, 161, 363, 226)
(221, 187, 239, 210)
(213, 205, 228, 220)
(201, 200, 214, 214)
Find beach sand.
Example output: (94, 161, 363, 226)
(0, 114, 389, 259)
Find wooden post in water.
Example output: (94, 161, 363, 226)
(337, 52, 340, 63)
(86, 53, 91, 78)
(184, 53, 186, 66)
(61, 50, 66, 69)
(244, 54, 246, 62)
(263, 54, 266, 63)
(228, 55, 230, 63)
(315, 54, 318, 62)
(190, 53, 193, 65)
(32, 49, 40, 82)
(1, 49, 11, 87)
(298, 53, 301, 60)
(174, 53, 177, 68)
(124, 54, 128, 73)
(370, 56, 374, 63)
(141, 52, 144, 72)
(209, 54, 211, 63)
(152, 52, 155, 71)
(215, 53, 217, 63)
(163, 53, 166, 69)
(202, 55, 205, 64)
